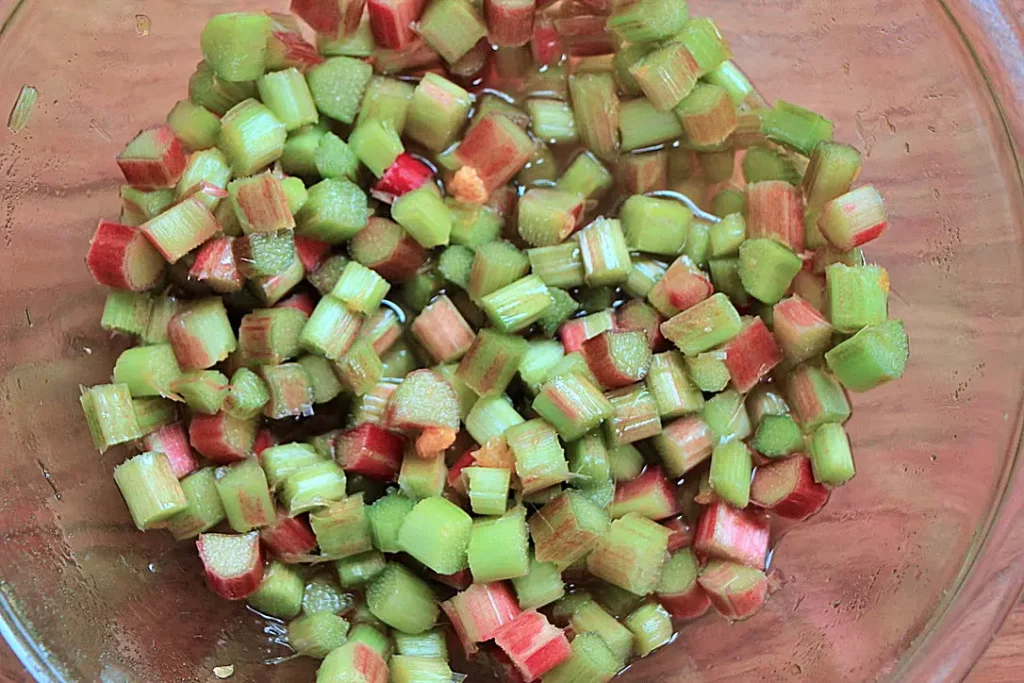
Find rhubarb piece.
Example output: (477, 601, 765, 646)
(101, 290, 154, 337)
(615, 300, 662, 349)
(809, 422, 855, 485)
(674, 83, 737, 147)
(266, 14, 325, 69)
(257, 68, 319, 132)
(618, 97, 684, 152)
(512, 553, 565, 610)
(350, 381, 399, 426)
(200, 13, 271, 81)
(629, 42, 699, 112)
(215, 458, 276, 532)
(656, 548, 710, 619)
(187, 60, 256, 116)
(188, 236, 243, 293)
(693, 501, 769, 569)
(646, 351, 704, 419)
(577, 218, 631, 286)
(299, 354, 344, 403)
(166, 468, 227, 540)
(620, 195, 691, 256)
(331, 261, 391, 315)
(463, 467, 510, 516)
(823, 264, 888, 331)
(138, 199, 217, 268)
(480, 274, 552, 333)
(196, 531, 264, 600)
(468, 508, 531, 582)
(239, 307, 307, 366)
(388, 656, 455, 682)
(537, 289, 580, 337)
(465, 396, 525, 443)
(116, 124, 187, 190)
(825, 319, 909, 391)
(819, 185, 888, 251)
(524, 240, 578, 291)
(288, 612, 351, 659)
(678, 17, 732, 75)
(405, 73, 473, 152)
(661, 292, 742, 356)
(468, 241, 530, 299)
(120, 185, 176, 224)
(171, 370, 230, 415)
(261, 362, 315, 418)
(385, 369, 460, 448)
(786, 363, 851, 433)
(582, 330, 651, 389)
(762, 99, 834, 156)
(565, 435, 611, 491)
(280, 460, 348, 514)
(218, 99, 287, 176)
(391, 185, 453, 248)
(803, 141, 863, 207)
(262, 443, 322, 487)
(610, 466, 680, 521)
(702, 388, 751, 443)
(486, 0, 534, 47)
(772, 295, 833, 364)
(622, 259, 666, 302)
(441, 582, 518, 656)
(568, 599, 634, 663)
(372, 36, 440, 75)
(296, 177, 371, 244)
(606, 0, 688, 42)
(307, 57, 373, 125)
(708, 440, 752, 508)
(506, 419, 570, 494)
(568, 73, 619, 160)
(752, 414, 804, 458)
(624, 602, 673, 657)
(336, 423, 405, 482)
(251, 253, 306, 305)
(746, 383, 791, 424)
(745, 180, 804, 253)
(709, 213, 746, 258)
(112, 344, 182, 399)
(399, 446, 449, 498)
(348, 119, 405, 178)
(557, 151, 613, 200)
(232, 230, 296, 279)
(604, 383, 662, 446)
(751, 455, 829, 520)
(742, 146, 799, 185)
(299, 295, 362, 359)
(281, 125, 326, 176)
(587, 513, 671, 595)
(189, 411, 258, 463)
(142, 422, 199, 478)
(227, 174, 295, 236)
(527, 99, 578, 145)
(398, 495, 473, 573)
(559, 310, 614, 354)
(551, 593, 595, 627)
(438, 244, 474, 289)
(311, 494, 373, 558)
(358, 307, 403, 357)
(113, 451, 188, 530)
(721, 317, 783, 392)
(167, 298, 236, 370)
(317, 641, 389, 683)
(682, 219, 711, 268)
(130, 397, 177, 435)
(609, 444, 644, 482)
(704, 60, 754, 104)
(416, 0, 486, 63)
(542, 632, 620, 683)
(517, 189, 584, 248)
(532, 372, 613, 441)
(260, 511, 318, 562)
(366, 562, 439, 633)
(737, 238, 803, 304)
(372, 154, 434, 204)
(410, 295, 475, 363)
(812, 244, 865, 274)
(393, 629, 448, 659)
(493, 610, 571, 681)
(452, 113, 537, 198)
(247, 560, 305, 618)
(697, 560, 769, 621)
(367, 490, 415, 552)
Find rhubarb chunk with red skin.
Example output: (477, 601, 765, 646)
(581, 329, 652, 390)
(442, 581, 522, 648)
(291, 0, 365, 36)
(188, 236, 243, 293)
(372, 153, 434, 205)
(773, 295, 833, 364)
(751, 455, 830, 520)
(609, 466, 680, 521)
(167, 298, 237, 371)
(317, 641, 389, 683)
(197, 531, 264, 600)
(368, 0, 429, 49)
(411, 295, 476, 363)
(141, 196, 221, 264)
(487, 0, 534, 47)
(142, 422, 199, 478)
(657, 548, 710, 620)
(189, 411, 258, 463)
(259, 511, 318, 562)
(646, 256, 713, 318)
(694, 501, 770, 569)
(698, 560, 770, 621)
(384, 369, 461, 456)
(721, 317, 783, 393)
(86, 220, 167, 291)
(116, 124, 187, 189)
(662, 516, 694, 552)
(529, 490, 610, 569)
(336, 423, 405, 482)
(531, 17, 562, 65)
(661, 292, 743, 357)
(745, 180, 804, 253)
(819, 185, 888, 250)
(786, 363, 851, 433)
(493, 610, 571, 681)
(265, 16, 324, 71)
(228, 172, 295, 234)
(559, 310, 615, 354)
(452, 113, 536, 199)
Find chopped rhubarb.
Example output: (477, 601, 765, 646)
(368, 0, 428, 49)
(142, 422, 199, 478)
(188, 236, 243, 294)
(336, 423, 406, 482)
(452, 113, 536, 199)
(662, 516, 694, 552)
(721, 317, 783, 393)
(694, 502, 770, 569)
(196, 531, 264, 600)
(750, 455, 830, 520)
(116, 124, 187, 189)
(646, 255, 714, 318)
(441, 581, 522, 644)
(745, 180, 804, 253)
(772, 295, 833, 364)
(372, 153, 434, 204)
(291, 0, 365, 36)
(189, 411, 257, 464)
(493, 610, 571, 681)
(486, 0, 534, 47)
(259, 510, 318, 562)
(609, 466, 680, 521)
(86, 220, 166, 291)
(698, 560, 770, 621)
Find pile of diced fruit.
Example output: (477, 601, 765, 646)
(80, 0, 910, 680)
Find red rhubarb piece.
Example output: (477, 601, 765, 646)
(648, 255, 714, 317)
(86, 220, 167, 291)
(772, 295, 833, 363)
(452, 113, 536, 199)
(610, 466, 681, 521)
(698, 560, 770, 621)
(196, 531, 264, 600)
(530, 17, 563, 65)
(447, 448, 478, 495)
(142, 423, 199, 479)
(336, 423, 406, 482)
(274, 292, 316, 317)
(442, 581, 522, 643)
(259, 510, 318, 562)
(429, 568, 473, 591)
(694, 501, 770, 570)
(253, 428, 278, 457)
(659, 581, 711, 620)
(746, 180, 804, 253)
(368, 0, 428, 49)
(189, 236, 244, 294)
(662, 516, 694, 552)
(189, 412, 256, 464)
(721, 317, 783, 393)
(486, 0, 535, 47)
(750, 455, 830, 521)
(116, 124, 187, 190)
(372, 153, 434, 204)
(266, 13, 325, 69)
(492, 610, 571, 682)
(293, 235, 330, 272)
(291, 0, 365, 36)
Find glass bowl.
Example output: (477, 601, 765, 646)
(1, 0, 1022, 680)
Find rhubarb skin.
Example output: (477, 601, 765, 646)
(486, 0, 535, 47)
(253, 428, 278, 457)
(610, 466, 681, 521)
(292, 0, 365, 36)
(453, 113, 536, 198)
(772, 295, 833, 364)
(698, 560, 770, 621)
(189, 412, 256, 464)
(721, 318, 783, 393)
(373, 153, 434, 204)
(443, 581, 522, 643)
(647, 255, 713, 317)
(86, 220, 167, 291)
(294, 236, 330, 273)
(189, 236, 244, 294)
(492, 609, 571, 681)
(746, 180, 804, 253)
(196, 531, 264, 600)
(659, 581, 711, 620)
(259, 510, 318, 562)
(693, 501, 770, 569)
(662, 516, 694, 552)
(750, 455, 830, 520)
(368, 0, 428, 49)
(275, 292, 317, 317)
(116, 124, 188, 190)
(142, 423, 199, 479)
(336, 423, 406, 481)
(447, 448, 477, 495)
(531, 18, 563, 65)
(267, 28, 325, 70)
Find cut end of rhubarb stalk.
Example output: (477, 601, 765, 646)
(493, 609, 571, 681)
(693, 501, 770, 569)
(197, 531, 264, 600)
(750, 455, 830, 520)
(116, 124, 187, 189)
(698, 560, 770, 621)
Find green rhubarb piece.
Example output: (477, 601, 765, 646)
(258, 67, 319, 132)
(166, 100, 221, 151)
(468, 240, 530, 299)
(810, 422, 855, 485)
(753, 414, 805, 457)
(570, 599, 634, 664)
(618, 97, 684, 152)
(529, 490, 610, 569)
(281, 125, 326, 177)
(519, 340, 566, 393)
(336, 551, 387, 588)
(528, 241, 585, 289)
(261, 443, 321, 488)
(307, 57, 373, 124)
(557, 151, 614, 199)
(702, 388, 752, 443)
(646, 350, 704, 418)
(398, 450, 448, 500)
(528, 98, 579, 144)
(288, 612, 351, 659)
(567, 433, 612, 490)
(465, 467, 511, 516)
(712, 188, 746, 218)
(366, 563, 438, 634)
(704, 60, 753, 104)
(311, 494, 373, 558)
(512, 553, 565, 610)
(113, 344, 182, 398)
(825, 319, 909, 392)
(517, 188, 583, 248)
(587, 513, 671, 595)
(398, 496, 473, 574)
(81, 383, 143, 452)
(624, 602, 673, 657)
(101, 290, 154, 337)
(302, 576, 351, 615)
(358, 76, 415, 133)
(348, 119, 404, 177)
(394, 629, 448, 660)
(738, 238, 803, 304)
(299, 354, 344, 404)
(467, 508, 531, 582)
(417, 0, 486, 63)
(172, 370, 230, 415)
(742, 146, 799, 185)
(215, 458, 276, 532)
(661, 292, 742, 356)
(166, 468, 226, 540)
(405, 73, 473, 152)
(623, 258, 667, 300)
(620, 195, 692, 255)
(247, 561, 304, 619)
(315, 132, 360, 180)
(630, 42, 699, 111)
(389, 656, 454, 683)
(606, 0, 689, 43)
(538, 289, 581, 337)
(200, 13, 271, 81)
(762, 100, 835, 156)
(332, 261, 390, 314)
(113, 451, 187, 530)
(367, 490, 416, 553)
(677, 17, 732, 75)
(480, 274, 552, 333)
(578, 218, 631, 286)
(296, 178, 370, 244)
(464, 394, 524, 444)
(604, 384, 662, 447)
(709, 440, 752, 507)
(448, 200, 503, 247)
(825, 263, 889, 333)
(188, 60, 256, 116)
(532, 372, 614, 441)
(392, 185, 453, 249)
(281, 460, 348, 514)
(218, 99, 287, 176)
(710, 213, 746, 257)
(708, 257, 748, 307)
(542, 632, 620, 683)
(682, 219, 711, 268)
(506, 419, 570, 494)
(684, 352, 729, 392)
(569, 73, 620, 161)
(608, 444, 644, 482)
